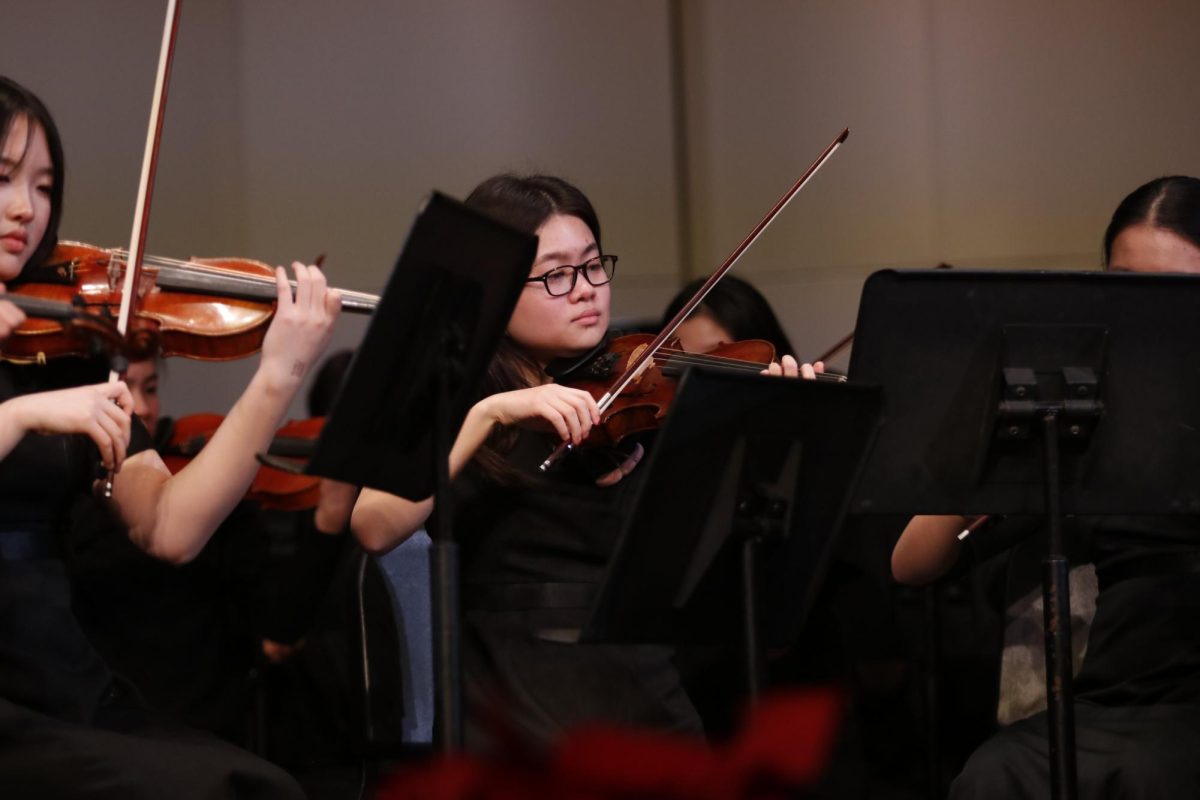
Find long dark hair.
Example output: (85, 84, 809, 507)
(1103, 176, 1200, 267)
(0, 76, 65, 273)
(661, 274, 795, 358)
(464, 173, 602, 482)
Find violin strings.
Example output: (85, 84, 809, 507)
(650, 355, 762, 374)
(656, 348, 770, 368)
(648, 352, 845, 380)
(653, 350, 770, 371)
(106, 249, 380, 305)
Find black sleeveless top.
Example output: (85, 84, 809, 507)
(446, 431, 703, 748)
(0, 358, 150, 723)
(1074, 515, 1200, 705)
(980, 513, 1200, 706)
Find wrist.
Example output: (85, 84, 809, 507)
(471, 395, 500, 428)
(0, 395, 31, 435)
(251, 359, 303, 404)
(313, 507, 344, 535)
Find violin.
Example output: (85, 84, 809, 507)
(1, 291, 131, 366)
(540, 127, 851, 471)
(161, 413, 324, 511)
(3, 241, 378, 364)
(555, 333, 845, 451)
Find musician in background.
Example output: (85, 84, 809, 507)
(893, 175, 1200, 798)
(661, 274, 795, 359)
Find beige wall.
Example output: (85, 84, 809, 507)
(5, 1, 1199, 411)
(682, 0, 1200, 366)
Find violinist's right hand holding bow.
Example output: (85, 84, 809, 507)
(352, 383, 603, 554)
(0, 380, 134, 470)
(475, 383, 601, 446)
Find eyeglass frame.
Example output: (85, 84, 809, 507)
(524, 254, 618, 297)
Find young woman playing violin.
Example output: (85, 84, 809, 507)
(0, 76, 339, 797)
(62, 354, 356, 756)
(352, 173, 820, 750)
(893, 176, 1200, 799)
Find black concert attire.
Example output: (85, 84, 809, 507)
(0, 358, 303, 799)
(448, 429, 703, 751)
(950, 515, 1200, 798)
(66, 463, 345, 747)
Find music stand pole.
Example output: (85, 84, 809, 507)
(430, 332, 463, 751)
(578, 369, 882, 714)
(300, 192, 538, 754)
(741, 533, 766, 698)
(1041, 411, 1078, 799)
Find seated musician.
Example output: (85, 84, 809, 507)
(662, 273, 796, 358)
(63, 355, 356, 756)
(352, 173, 820, 751)
(0, 75, 340, 797)
(892, 176, 1200, 798)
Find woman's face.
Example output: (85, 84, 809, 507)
(507, 213, 610, 365)
(1109, 223, 1200, 274)
(0, 115, 53, 282)
(675, 310, 734, 354)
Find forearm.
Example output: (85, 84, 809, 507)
(0, 399, 27, 461)
(119, 367, 297, 562)
(352, 396, 497, 554)
(891, 515, 969, 586)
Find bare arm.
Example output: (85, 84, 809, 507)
(0, 381, 133, 466)
(891, 515, 976, 586)
(352, 383, 600, 555)
(111, 264, 341, 564)
(352, 355, 828, 553)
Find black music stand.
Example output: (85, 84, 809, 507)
(576, 368, 882, 697)
(306, 191, 537, 751)
(848, 269, 1200, 800)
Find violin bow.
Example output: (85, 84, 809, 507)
(104, 0, 182, 495)
(539, 126, 850, 472)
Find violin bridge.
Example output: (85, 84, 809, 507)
(628, 344, 652, 384)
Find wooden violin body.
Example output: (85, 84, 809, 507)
(560, 333, 777, 449)
(9, 242, 273, 362)
(0, 290, 131, 365)
(161, 413, 324, 511)
(4, 241, 377, 364)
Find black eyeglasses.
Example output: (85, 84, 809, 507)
(525, 255, 618, 297)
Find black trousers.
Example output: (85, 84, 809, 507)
(950, 700, 1200, 800)
(0, 692, 304, 799)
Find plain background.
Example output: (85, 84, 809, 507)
(5, 0, 1198, 417)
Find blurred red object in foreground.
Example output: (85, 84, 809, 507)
(377, 687, 842, 800)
